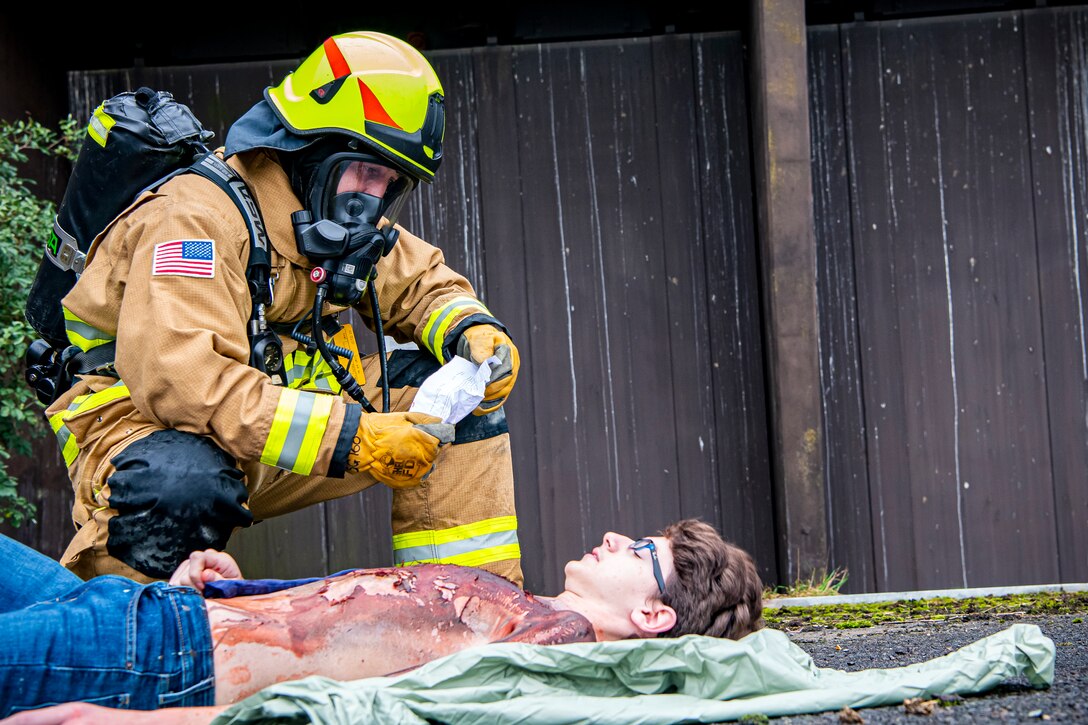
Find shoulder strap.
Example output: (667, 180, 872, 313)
(186, 153, 287, 385)
(186, 153, 275, 306)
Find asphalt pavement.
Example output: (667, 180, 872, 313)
(770, 613, 1087, 723)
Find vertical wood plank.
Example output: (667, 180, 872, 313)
(511, 41, 597, 593)
(1023, 6, 1088, 583)
(887, 14, 1055, 587)
(808, 25, 876, 593)
(650, 35, 722, 528)
(2, 439, 73, 562)
(927, 14, 1056, 587)
(844, 13, 1059, 588)
(403, 52, 485, 291)
(226, 506, 328, 579)
(692, 33, 779, 584)
(576, 38, 682, 543)
(324, 487, 394, 573)
(840, 22, 919, 592)
(510, 39, 692, 593)
(472, 45, 548, 592)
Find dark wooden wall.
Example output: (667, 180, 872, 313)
(54, 32, 775, 595)
(810, 7, 1088, 592)
(10, 5, 1086, 595)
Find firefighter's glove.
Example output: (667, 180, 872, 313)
(347, 412, 455, 489)
(456, 324, 520, 415)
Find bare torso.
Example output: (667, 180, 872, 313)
(205, 564, 594, 704)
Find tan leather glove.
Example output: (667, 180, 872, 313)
(456, 324, 520, 415)
(347, 412, 455, 489)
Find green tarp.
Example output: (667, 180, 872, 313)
(213, 623, 1053, 724)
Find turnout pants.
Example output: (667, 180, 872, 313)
(58, 350, 522, 586)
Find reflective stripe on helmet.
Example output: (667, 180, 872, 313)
(259, 388, 336, 474)
(392, 515, 521, 568)
(265, 31, 445, 183)
(322, 37, 401, 129)
(421, 296, 492, 363)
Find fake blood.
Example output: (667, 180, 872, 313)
(207, 563, 595, 702)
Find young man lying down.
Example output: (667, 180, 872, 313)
(0, 519, 763, 723)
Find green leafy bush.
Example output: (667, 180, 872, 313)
(0, 116, 79, 526)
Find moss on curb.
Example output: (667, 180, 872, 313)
(764, 591, 1088, 631)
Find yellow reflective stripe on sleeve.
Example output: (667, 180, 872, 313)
(49, 410, 80, 466)
(47, 381, 129, 467)
(283, 354, 301, 386)
(307, 355, 339, 393)
(70, 381, 130, 415)
(260, 388, 336, 475)
(285, 349, 341, 394)
(63, 308, 115, 353)
(88, 104, 116, 148)
(421, 297, 492, 363)
(391, 515, 520, 566)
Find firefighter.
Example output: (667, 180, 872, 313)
(44, 31, 523, 586)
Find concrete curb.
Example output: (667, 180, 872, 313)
(763, 581, 1088, 608)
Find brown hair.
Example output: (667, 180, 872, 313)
(658, 518, 764, 639)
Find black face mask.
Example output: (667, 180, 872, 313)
(289, 151, 411, 306)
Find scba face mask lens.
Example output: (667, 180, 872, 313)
(319, 154, 415, 232)
(292, 152, 415, 305)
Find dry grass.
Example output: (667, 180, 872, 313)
(763, 567, 850, 600)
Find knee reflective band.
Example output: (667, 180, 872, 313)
(62, 307, 115, 352)
(107, 430, 251, 580)
(392, 515, 520, 568)
(259, 387, 336, 474)
(48, 381, 130, 466)
(421, 297, 493, 364)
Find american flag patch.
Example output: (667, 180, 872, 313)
(152, 240, 215, 278)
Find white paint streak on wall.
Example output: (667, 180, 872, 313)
(613, 59, 642, 492)
(878, 48, 899, 233)
(546, 55, 579, 430)
(577, 51, 621, 504)
(810, 47, 836, 559)
(931, 67, 970, 589)
(1062, 29, 1088, 380)
(871, 36, 892, 587)
(720, 62, 750, 478)
(538, 48, 590, 544)
(690, 42, 719, 509)
(455, 68, 484, 289)
(844, 33, 891, 585)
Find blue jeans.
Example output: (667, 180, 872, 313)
(0, 534, 215, 715)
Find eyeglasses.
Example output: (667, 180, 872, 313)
(629, 538, 666, 594)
